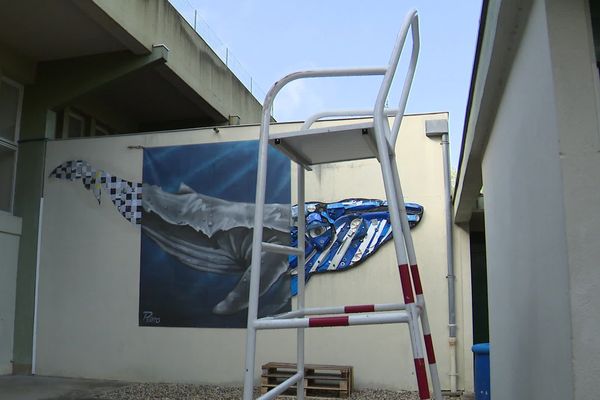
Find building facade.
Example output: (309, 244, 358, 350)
(34, 113, 474, 392)
(1, 1, 477, 395)
(454, 0, 600, 399)
(0, 0, 262, 375)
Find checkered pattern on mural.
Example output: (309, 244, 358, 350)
(50, 160, 142, 225)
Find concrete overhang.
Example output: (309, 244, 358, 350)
(453, 0, 534, 224)
(89, 0, 263, 124)
(0, 0, 262, 125)
(74, 60, 227, 131)
(0, 0, 146, 62)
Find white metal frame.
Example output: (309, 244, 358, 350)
(243, 10, 442, 400)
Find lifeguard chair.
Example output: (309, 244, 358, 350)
(242, 9, 442, 400)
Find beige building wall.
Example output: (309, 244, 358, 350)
(36, 113, 473, 391)
(2, 0, 264, 373)
(0, 212, 21, 374)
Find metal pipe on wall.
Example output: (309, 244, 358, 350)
(441, 132, 458, 392)
(31, 197, 44, 375)
(425, 119, 458, 392)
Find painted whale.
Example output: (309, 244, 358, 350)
(49, 160, 424, 315)
(49, 160, 291, 316)
(142, 183, 291, 315)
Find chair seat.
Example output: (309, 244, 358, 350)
(268, 121, 379, 168)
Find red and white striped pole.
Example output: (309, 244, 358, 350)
(270, 302, 407, 319)
(391, 154, 442, 400)
(400, 260, 430, 400)
(370, 57, 432, 396)
(254, 311, 411, 330)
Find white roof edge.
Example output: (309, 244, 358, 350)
(453, 0, 534, 224)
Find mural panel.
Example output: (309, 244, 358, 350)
(140, 141, 291, 327)
(50, 140, 292, 328)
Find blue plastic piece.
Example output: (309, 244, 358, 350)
(289, 198, 424, 295)
(472, 343, 490, 400)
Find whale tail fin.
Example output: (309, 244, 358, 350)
(50, 160, 143, 225)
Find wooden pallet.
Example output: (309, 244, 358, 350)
(261, 362, 353, 399)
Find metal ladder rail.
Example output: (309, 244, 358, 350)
(295, 163, 306, 399)
(317, 11, 441, 400)
(267, 302, 407, 319)
(389, 144, 443, 400)
(243, 9, 439, 400)
(300, 108, 401, 131)
(370, 11, 442, 392)
(371, 10, 440, 400)
(302, 109, 443, 400)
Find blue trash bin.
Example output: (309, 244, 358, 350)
(472, 343, 490, 400)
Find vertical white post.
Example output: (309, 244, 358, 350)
(31, 197, 44, 375)
(441, 131, 458, 393)
(389, 152, 442, 400)
(372, 116, 429, 399)
(296, 164, 306, 399)
(243, 115, 272, 400)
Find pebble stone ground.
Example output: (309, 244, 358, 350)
(78, 383, 454, 400)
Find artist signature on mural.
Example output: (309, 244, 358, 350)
(142, 311, 161, 324)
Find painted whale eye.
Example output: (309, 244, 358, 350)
(309, 226, 328, 238)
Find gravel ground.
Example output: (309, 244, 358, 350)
(79, 383, 446, 400)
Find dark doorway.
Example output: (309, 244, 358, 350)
(470, 211, 489, 344)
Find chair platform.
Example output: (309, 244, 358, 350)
(269, 122, 379, 168)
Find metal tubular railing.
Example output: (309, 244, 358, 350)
(295, 165, 306, 398)
(268, 302, 407, 320)
(368, 11, 429, 399)
(301, 108, 400, 131)
(373, 9, 421, 148)
(254, 311, 411, 330)
(258, 371, 304, 400)
(243, 9, 441, 400)
(244, 67, 388, 400)
(261, 242, 304, 256)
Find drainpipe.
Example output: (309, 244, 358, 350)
(442, 131, 458, 393)
(425, 119, 457, 392)
(32, 197, 44, 375)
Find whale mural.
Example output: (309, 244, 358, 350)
(141, 182, 291, 318)
(49, 141, 423, 328)
(50, 141, 291, 328)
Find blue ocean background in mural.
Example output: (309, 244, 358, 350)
(140, 140, 291, 328)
